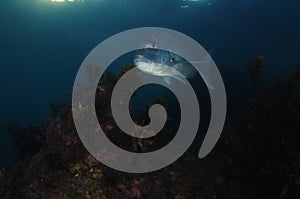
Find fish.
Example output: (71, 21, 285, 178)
(182, 0, 213, 6)
(134, 47, 197, 85)
(134, 34, 215, 89)
(134, 47, 214, 89)
(181, 5, 189, 8)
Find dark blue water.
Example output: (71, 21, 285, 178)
(1, 0, 299, 167)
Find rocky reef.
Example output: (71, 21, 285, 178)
(1, 65, 300, 198)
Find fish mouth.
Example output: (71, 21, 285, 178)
(134, 55, 152, 70)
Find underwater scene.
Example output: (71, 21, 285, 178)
(1, 0, 300, 198)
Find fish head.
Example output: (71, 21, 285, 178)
(134, 48, 177, 76)
(134, 32, 193, 77)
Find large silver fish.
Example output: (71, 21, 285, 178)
(134, 46, 197, 85)
(134, 45, 214, 90)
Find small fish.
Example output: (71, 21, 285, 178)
(181, 5, 189, 8)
